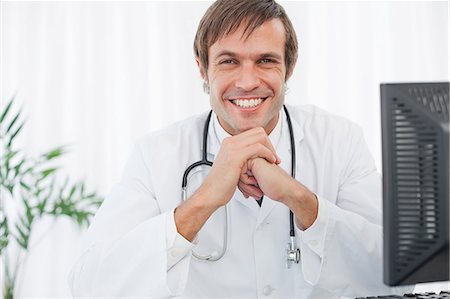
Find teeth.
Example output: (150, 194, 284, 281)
(232, 98, 264, 108)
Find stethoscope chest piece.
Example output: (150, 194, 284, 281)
(287, 237, 301, 268)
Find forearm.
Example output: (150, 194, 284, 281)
(174, 186, 221, 241)
(281, 180, 318, 230)
(248, 157, 318, 230)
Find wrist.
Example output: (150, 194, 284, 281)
(283, 181, 318, 230)
(192, 183, 224, 212)
(174, 188, 220, 241)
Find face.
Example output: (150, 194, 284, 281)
(200, 18, 288, 135)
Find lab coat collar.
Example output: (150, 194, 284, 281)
(204, 105, 305, 226)
(206, 105, 305, 163)
(209, 110, 283, 155)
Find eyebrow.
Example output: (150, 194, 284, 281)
(259, 52, 283, 61)
(213, 51, 283, 61)
(213, 51, 237, 60)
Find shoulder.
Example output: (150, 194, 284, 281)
(286, 104, 363, 139)
(135, 111, 209, 151)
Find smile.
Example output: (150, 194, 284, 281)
(231, 97, 267, 108)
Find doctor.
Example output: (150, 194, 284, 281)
(69, 0, 404, 298)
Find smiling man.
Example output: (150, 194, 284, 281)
(70, 0, 400, 298)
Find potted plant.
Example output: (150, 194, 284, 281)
(0, 96, 103, 298)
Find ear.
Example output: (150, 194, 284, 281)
(285, 56, 298, 81)
(195, 57, 207, 81)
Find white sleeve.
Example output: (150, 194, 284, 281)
(69, 143, 193, 298)
(166, 210, 195, 270)
(295, 125, 413, 297)
(165, 210, 196, 294)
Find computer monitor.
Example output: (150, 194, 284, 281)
(381, 82, 449, 286)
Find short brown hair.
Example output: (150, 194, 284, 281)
(193, 0, 298, 81)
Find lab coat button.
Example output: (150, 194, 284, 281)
(263, 285, 273, 296)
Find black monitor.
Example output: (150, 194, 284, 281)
(381, 82, 449, 286)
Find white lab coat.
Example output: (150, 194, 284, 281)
(69, 104, 411, 298)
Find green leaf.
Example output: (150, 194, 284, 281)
(84, 192, 97, 199)
(5, 109, 22, 136)
(20, 180, 31, 191)
(4, 150, 18, 178)
(5, 150, 19, 161)
(14, 222, 29, 250)
(0, 239, 8, 255)
(35, 186, 43, 197)
(13, 158, 26, 177)
(23, 200, 33, 224)
(7, 121, 25, 147)
(60, 178, 69, 192)
(22, 166, 34, 175)
(4, 156, 11, 180)
(0, 96, 15, 125)
(75, 210, 92, 226)
(42, 146, 67, 160)
(0, 96, 105, 256)
(5, 185, 13, 195)
(41, 167, 58, 179)
(0, 216, 9, 255)
(68, 185, 77, 199)
(37, 180, 54, 215)
(37, 196, 49, 215)
(18, 214, 30, 231)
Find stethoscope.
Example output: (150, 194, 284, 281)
(182, 105, 300, 269)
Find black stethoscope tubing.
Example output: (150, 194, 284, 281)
(182, 110, 214, 188)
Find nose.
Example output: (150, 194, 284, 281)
(235, 62, 260, 91)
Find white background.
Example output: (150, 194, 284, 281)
(1, 1, 449, 297)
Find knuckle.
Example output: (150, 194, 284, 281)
(255, 143, 264, 151)
(222, 137, 231, 145)
(255, 127, 265, 136)
(256, 127, 265, 133)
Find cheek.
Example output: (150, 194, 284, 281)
(210, 76, 232, 98)
(261, 70, 285, 91)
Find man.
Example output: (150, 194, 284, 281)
(70, 0, 403, 297)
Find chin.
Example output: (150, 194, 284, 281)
(234, 121, 265, 133)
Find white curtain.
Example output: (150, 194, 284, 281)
(1, 1, 448, 297)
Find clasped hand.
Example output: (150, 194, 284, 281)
(183, 127, 318, 239)
(201, 126, 300, 208)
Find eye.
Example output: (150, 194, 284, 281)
(259, 58, 274, 64)
(220, 59, 236, 65)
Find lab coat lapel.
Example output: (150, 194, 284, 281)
(233, 189, 261, 217)
(205, 113, 220, 160)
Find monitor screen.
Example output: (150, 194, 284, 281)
(381, 82, 449, 286)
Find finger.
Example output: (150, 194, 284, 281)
(245, 129, 281, 163)
(238, 181, 264, 198)
(237, 185, 250, 198)
(227, 127, 281, 163)
(242, 143, 278, 164)
(240, 160, 249, 175)
(240, 172, 258, 186)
